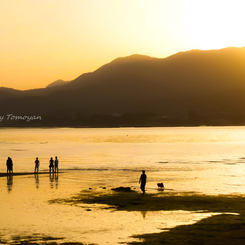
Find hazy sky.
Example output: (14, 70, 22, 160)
(1, 0, 245, 90)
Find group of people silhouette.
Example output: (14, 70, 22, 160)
(49, 156, 59, 173)
(6, 156, 59, 174)
(34, 156, 59, 173)
(6, 157, 148, 194)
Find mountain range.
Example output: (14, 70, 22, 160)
(1, 47, 245, 127)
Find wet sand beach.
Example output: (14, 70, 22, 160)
(55, 188, 245, 245)
(1, 168, 245, 245)
(1, 171, 245, 245)
(1, 127, 245, 244)
(1, 170, 208, 244)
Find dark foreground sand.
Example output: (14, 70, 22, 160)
(50, 187, 245, 245)
(2, 183, 245, 244)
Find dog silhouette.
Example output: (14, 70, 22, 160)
(157, 182, 164, 188)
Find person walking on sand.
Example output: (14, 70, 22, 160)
(54, 156, 59, 173)
(49, 157, 54, 173)
(139, 170, 147, 195)
(34, 157, 40, 173)
(6, 157, 13, 173)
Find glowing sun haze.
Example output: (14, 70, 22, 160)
(1, 0, 245, 90)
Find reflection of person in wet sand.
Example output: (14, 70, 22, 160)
(6, 157, 13, 173)
(49, 157, 54, 173)
(7, 175, 13, 193)
(35, 174, 39, 189)
(141, 211, 147, 219)
(139, 170, 147, 195)
(54, 156, 59, 173)
(55, 172, 59, 189)
(49, 172, 54, 188)
(34, 157, 40, 173)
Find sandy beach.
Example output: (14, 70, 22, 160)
(1, 127, 245, 244)
(1, 171, 245, 244)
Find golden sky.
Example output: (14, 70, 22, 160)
(1, 0, 245, 90)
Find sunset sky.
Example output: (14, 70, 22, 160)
(1, 0, 245, 90)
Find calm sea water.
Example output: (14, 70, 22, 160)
(0, 127, 245, 244)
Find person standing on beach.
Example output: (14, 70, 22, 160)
(139, 170, 147, 195)
(34, 157, 40, 173)
(54, 156, 59, 173)
(6, 157, 13, 173)
(49, 157, 54, 173)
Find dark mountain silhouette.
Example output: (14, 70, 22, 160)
(1, 47, 245, 127)
(0, 80, 68, 102)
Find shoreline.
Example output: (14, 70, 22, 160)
(0, 172, 61, 177)
(1, 125, 245, 129)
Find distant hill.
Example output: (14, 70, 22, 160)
(1, 47, 245, 127)
(46, 79, 68, 88)
(0, 87, 23, 102)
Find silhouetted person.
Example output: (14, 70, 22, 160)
(34, 157, 40, 173)
(139, 170, 147, 195)
(49, 157, 54, 173)
(54, 156, 59, 173)
(6, 157, 13, 173)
